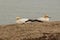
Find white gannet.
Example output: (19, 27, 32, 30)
(37, 14, 51, 22)
(16, 16, 29, 24)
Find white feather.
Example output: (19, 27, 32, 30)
(37, 17, 49, 21)
(16, 17, 29, 24)
(37, 14, 50, 21)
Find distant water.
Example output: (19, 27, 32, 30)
(0, 0, 60, 24)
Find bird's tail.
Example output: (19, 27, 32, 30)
(26, 19, 43, 22)
(25, 19, 34, 22)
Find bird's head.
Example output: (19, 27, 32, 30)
(16, 16, 21, 20)
(43, 14, 51, 18)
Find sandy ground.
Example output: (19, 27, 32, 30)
(0, 21, 60, 40)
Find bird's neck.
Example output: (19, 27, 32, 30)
(16, 18, 20, 20)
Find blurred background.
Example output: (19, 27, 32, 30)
(0, 0, 60, 24)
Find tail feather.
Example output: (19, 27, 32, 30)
(25, 19, 34, 22)
(25, 19, 43, 22)
(33, 19, 43, 22)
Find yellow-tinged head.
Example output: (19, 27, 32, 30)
(16, 16, 21, 20)
(43, 14, 49, 18)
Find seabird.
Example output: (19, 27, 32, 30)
(16, 16, 29, 24)
(37, 14, 51, 22)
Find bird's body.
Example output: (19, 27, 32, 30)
(37, 17, 49, 22)
(16, 14, 50, 24)
(37, 14, 50, 22)
(16, 16, 29, 24)
(16, 18, 29, 24)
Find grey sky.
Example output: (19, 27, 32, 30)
(0, 0, 60, 24)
